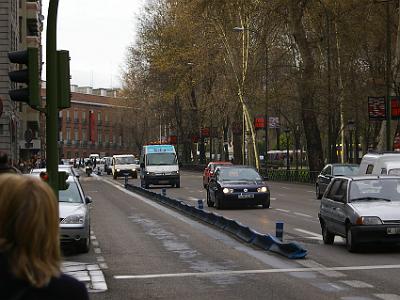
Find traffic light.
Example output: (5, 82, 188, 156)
(8, 47, 40, 108)
(57, 50, 71, 109)
(58, 171, 69, 190)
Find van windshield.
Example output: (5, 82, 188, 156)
(115, 157, 135, 164)
(147, 153, 177, 166)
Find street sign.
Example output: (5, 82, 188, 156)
(254, 116, 266, 130)
(368, 96, 386, 120)
(391, 97, 400, 119)
(268, 117, 280, 128)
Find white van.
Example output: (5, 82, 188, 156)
(358, 152, 400, 176)
(140, 145, 180, 188)
(111, 154, 138, 179)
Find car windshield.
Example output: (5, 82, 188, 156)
(115, 157, 135, 164)
(333, 165, 359, 176)
(147, 153, 177, 165)
(59, 182, 83, 203)
(350, 179, 400, 202)
(219, 168, 262, 182)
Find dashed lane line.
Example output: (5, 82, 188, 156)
(293, 212, 313, 218)
(114, 264, 400, 280)
(340, 280, 373, 288)
(374, 294, 400, 300)
(294, 228, 322, 240)
(275, 208, 290, 213)
(296, 259, 346, 278)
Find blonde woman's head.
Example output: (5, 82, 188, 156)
(0, 174, 61, 287)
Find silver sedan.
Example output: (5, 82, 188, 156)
(319, 175, 400, 252)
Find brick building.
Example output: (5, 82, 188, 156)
(57, 86, 138, 159)
(0, 0, 43, 162)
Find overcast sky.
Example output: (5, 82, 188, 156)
(42, 0, 145, 89)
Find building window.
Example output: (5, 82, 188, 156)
(66, 128, 71, 141)
(74, 128, 78, 142)
(82, 128, 87, 142)
(0, 125, 3, 136)
(74, 110, 78, 122)
(59, 131, 63, 141)
(105, 132, 109, 143)
(66, 110, 70, 122)
(105, 113, 109, 123)
(97, 112, 101, 121)
(82, 111, 86, 122)
(97, 128, 102, 143)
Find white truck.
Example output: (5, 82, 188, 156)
(140, 145, 180, 188)
(358, 152, 400, 176)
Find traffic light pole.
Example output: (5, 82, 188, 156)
(46, 0, 59, 196)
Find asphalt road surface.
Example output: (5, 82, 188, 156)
(69, 170, 400, 299)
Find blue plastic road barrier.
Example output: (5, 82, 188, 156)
(276, 221, 284, 241)
(161, 188, 167, 196)
(197, 199, 203, 209)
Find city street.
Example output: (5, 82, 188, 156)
(68, 170, 400, 299)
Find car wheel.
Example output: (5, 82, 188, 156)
(346, 225, 358, 252)
(75, 237, 90, 254)
(206, 190, 214, 207)
(321, 222, 335, 245)
(316, 184, 322, 199)
(145, 181, 149, 189)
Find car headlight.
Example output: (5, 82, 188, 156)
(132, 169, 136, 171)
(356, 216, 382, 225)
(223, 188, 234, 194)
(61, 214, 85, 224)
(257, 186, 268, 193)
(116, 169, 120, 172)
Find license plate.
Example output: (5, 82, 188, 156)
(387, 227, 400, 235)
(238, 194, 254, 199)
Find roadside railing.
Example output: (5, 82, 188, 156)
(181, 164, 319, 184)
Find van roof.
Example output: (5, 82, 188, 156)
(113, 154, 134, 158)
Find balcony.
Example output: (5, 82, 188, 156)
(66, 117, 71, 123)
(74, 118, 79, 124)
(26, 2, 40, 37)
(82, 119, 87, 125)
(66, 140, 72, 146)
(81, 141, 88, 148)
(97, 120, 102, 126)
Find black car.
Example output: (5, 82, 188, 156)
(315, 163, 359, 199)
(206, 166, 270, 209)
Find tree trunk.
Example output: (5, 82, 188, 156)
(288, 0, 324, 172)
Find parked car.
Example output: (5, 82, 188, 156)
(30, 165, 79, 179)
(206, 165, 270, 209)
(315, 163, 359, 199)
(203, 161, 233, 188)
(59, 176, 92, 253)
(29, 171, 92, 253)
(319, 175, 400, 252)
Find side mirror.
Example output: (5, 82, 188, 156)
(140, 162, 145, 168)
(85, 196, 92, 204)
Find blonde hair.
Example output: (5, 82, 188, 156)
(0, 174, 61, 288)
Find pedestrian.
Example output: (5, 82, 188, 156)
(0, 174, 89, 300)
(0, 153, 20, 174)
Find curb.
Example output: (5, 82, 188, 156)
(125, 184, 307, 259)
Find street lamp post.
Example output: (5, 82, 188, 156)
(284, 128, 290, 180)
(347, 120, 355, 163)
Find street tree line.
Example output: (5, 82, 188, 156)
(121, 0, 400, 171)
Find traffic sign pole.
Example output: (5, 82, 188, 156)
(46, 0, 59, 197)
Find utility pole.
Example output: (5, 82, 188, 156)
(264, 39, 269, 176)
(385, 1, 392, 151)
(46, 0, 59, 196)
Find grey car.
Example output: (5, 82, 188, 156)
(319, 175, 400, 252)
(59, 176, 92, 253)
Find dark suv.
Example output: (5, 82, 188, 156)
(315, 164, 359, 199)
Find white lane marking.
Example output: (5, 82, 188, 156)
(340, 280, 373, 288)
(96, 256, 105, 262)
(114, 264, 400, 280)
(294, 228, 322, 239)
(306, 191, 314, 193)
(90, 235, 96, 240)
(294, 212, 313, 218)
(275, 208, 290, 213)
(281, 187, 291, 190)
(94, 247, 102, 254)
(188, 196, 199, 201)
(270, 197, 277, 201)
(375, 294, 400, 300)
(92, 240, 99, 247)
(296, 260, 345, 278)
